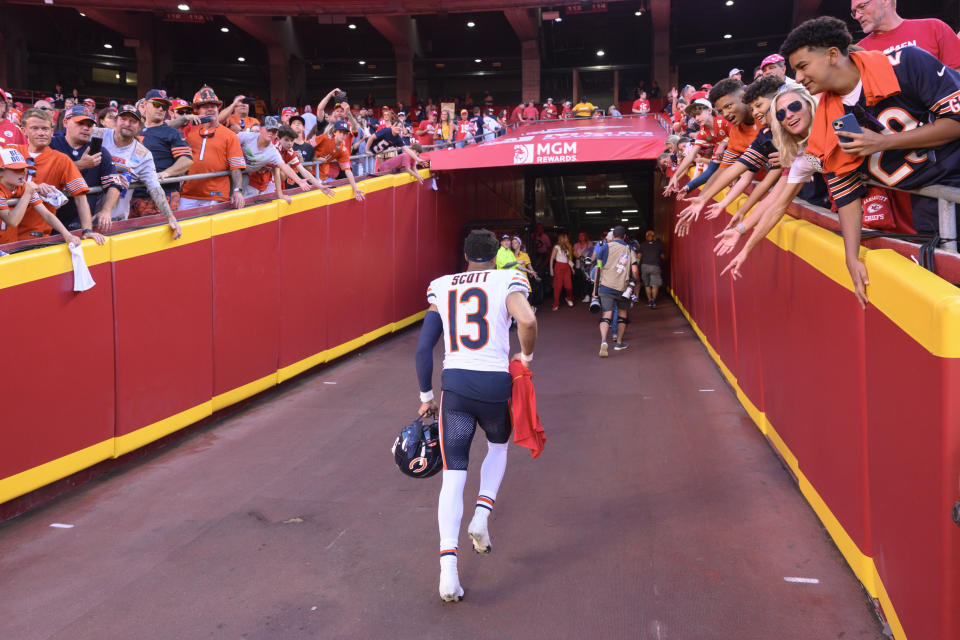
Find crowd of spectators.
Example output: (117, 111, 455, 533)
(657, 0, 960, 307)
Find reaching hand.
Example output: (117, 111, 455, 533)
(94, 209, 113, 231)
(674, 206, 699, 237)
(168, 217, 182, 240)
(704, 202, 724, 220)
(846, 256, 870, 309)
(720, 250, 748, 280)
(83, 230, 106, 246)
(230, 190, 245, 210)
(354, 187, 366, 201)
(713, 229, 741, 256)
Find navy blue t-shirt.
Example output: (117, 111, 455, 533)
(826, 46, 960, 207)
(50, 131, 120, 228)
(369, 128, 405, 155)
(137, 124, 192, 197)
(738, 127, 775, 172)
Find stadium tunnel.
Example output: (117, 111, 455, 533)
(1, 116, 959, 640)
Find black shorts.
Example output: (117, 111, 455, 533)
(439, 390, 511, 471)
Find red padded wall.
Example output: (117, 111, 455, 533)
(278, 206, 330, 369)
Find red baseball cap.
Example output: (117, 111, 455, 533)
(170, 98, 191, 111)
(0, 147, 29, 170)
(281, 107, 298, 117)
(761, 53, 785, 68)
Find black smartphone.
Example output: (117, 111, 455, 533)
(198, 115, 214, 124)
(760, 139, 777, 157)
(88, 136, 103, 154)
(833, 113, 863, 142)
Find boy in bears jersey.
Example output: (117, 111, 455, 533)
(414, 229, 538, 602)
(783, 16, 960, 306)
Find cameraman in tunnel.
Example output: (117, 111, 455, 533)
(592, 225, 639, 357)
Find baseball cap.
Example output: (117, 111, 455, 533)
(332, 120, 349, 132)
(192, 85, 222, 107)
(546, 97, 554, 102)
(117, 104, 143, 122)
(170, 98, 191, 112)
(761, 53, 785, 68)
(64, 104, 96, 124)
(83, 98, 96, 107)
(144, 89, 170, 105)
(728, 68, 743, 77)
(684, 91, 713, 114)
(397, 111, 406, 116)
(501, 234, 511, 240)
(281, 106, 298, 117)
(0, 147, 29, 170)
(263, 115, 281, 130)
(289, 114, 305, 127)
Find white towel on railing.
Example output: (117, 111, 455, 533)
(69, 244, 96, 292)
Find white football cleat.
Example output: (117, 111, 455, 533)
(468, 513, 492, 554)
(439, 565, 464, 602)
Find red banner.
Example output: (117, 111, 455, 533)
(427, 116, 667, 171)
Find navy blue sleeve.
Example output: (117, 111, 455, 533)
(99, 148, 122, 192)
(415, 310, 443, 393)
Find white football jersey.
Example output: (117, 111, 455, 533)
(427, 269, 530, 373)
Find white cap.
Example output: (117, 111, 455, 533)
(728, 68, 743, 77)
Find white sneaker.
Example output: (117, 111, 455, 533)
(439, 563, 464, 602)
(582, 295, 591, 303)
(565, 299, 574, 307)
(468, 512, 492, 554)
(599, 342, 609, 358)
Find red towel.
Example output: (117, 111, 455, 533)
(807, 50, 902, 177)
(509, 359, 546, 459)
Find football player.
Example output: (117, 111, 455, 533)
(414, 229, 538, 602)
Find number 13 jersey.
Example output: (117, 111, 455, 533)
(427, 269, 530, 400)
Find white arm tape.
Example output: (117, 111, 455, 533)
(419, 390, 434, 402)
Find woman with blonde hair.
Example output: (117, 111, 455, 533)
(549, 231, 575, 310)
(719, 82, 826, 282)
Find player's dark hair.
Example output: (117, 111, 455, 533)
(708, 78, 744, 106)
(277, 125, 297, 140)
(780, 16, 852, 60)
(612, 225, 626, 239)
(742, 75, 783, 105)
(464, 229, 499, 262)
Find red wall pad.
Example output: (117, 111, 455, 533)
(668, 182, 960, 640)
(211, 202, 281, 409)
(112, 219, 215, 456)
(0, 242, 116, 502)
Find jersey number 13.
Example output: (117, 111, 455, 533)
(448, 288, 490, 351)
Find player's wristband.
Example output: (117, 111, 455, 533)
(520, 352, 533, 363)
(736, 223, 747, 235)
(419, 390, 434, 402)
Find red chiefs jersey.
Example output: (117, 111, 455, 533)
(693, 116, 730, 159)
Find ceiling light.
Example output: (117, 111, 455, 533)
(104, 43, 113, 49)
(609, 184, 628, 189)
(585, 210, 602, 215)
(634, 10, 642, 15)
(177, 3, 190, 11)
(359, 60, 366, 65)
(596, 50, 605, 57)
(220, 27, 229, 33)
(237, 56, 245, 62)
(628, 226, 640, 230)
(577, 185, 587, 190)
(621, 218, 629, 222)
(115, 73, 120, 79)
(348, 23, 357, 29)
(79, 12, 86, 16)
(723, 33, 732, 39)
(474, 58, 482, 63)
(467, 21, 476, 27)
(554, 17, 562, 22)
(622, 209, 638, 213)
(725, 0, 734, 5)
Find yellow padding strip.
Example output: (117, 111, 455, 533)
(113, 402, 213, 458)
(211, 373, 278, 412)
(0, 439, 114, 505)
(111, 216, 212, 262)
(669, 288, 905, 639)
(211, 201, 278, 236)
(0, 240, 110, 291)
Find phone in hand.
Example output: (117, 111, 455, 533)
(198, 115, 214, 124)
(759, 139, 777, 157)
(88, 136, 103, 154)
(833, 114, 863, 143)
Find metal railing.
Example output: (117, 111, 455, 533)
(865, 180, 959, 253)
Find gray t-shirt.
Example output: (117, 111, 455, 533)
(638, 240, 664, 266)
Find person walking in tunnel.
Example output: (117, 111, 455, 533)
(415, 229, 538, 602)
(549, 231, 575, 310)
(638, 230, 666, 308)
(593, 225, 639, 357)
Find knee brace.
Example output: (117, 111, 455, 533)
(618, 317, 630, 325)
(599, 317, 612, 326)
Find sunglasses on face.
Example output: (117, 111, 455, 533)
(775, 100, 803, 122)
(150, 101, 167, 109)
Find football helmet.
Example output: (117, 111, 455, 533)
(392, 416, 442, 478)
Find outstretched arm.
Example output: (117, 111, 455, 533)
(416, 305, 443, 416)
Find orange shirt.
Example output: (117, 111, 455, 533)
(15, 145, 88, 238)
(181, 124, 245, 202)
(227, 114, 260, 132)
(307, 134, 350, 180)
(0, 181, 42, 245)
(720, 120, 760, 168)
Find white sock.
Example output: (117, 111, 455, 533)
(438, 470, 467, 553)
(476, 441, 508, 517)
